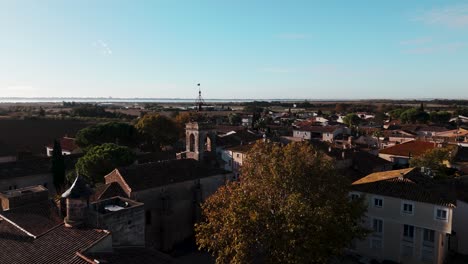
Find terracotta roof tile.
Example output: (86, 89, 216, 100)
(0, 200, 63, 237)
(352, 168, 414, 185)
(379, 140, 436, 157)
(352, 168, 455, 207)
(0, 221, 109, 264)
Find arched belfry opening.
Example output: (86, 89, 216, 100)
(204, 135, 212, 152)
(181, 122, 216, 161)
(189, 134, 196, 152)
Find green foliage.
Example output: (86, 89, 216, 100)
(454, 108, 468, 117)
(51, 139, 66, 191)
(195, 142, 368, 264)
(135, 113, 179, 151)
(400, 108, 429, 124)
(343, 113, 361, 127)
(429, 111, 451, 124)
(75, 122, 139, 149)
(409, 147, 452, 177)
(389, 108, 405, 119)
(75, 143, 136, 184)
(373, 112, 386, 125)
(70, 104, 131, 119)
(228, 113, 242, 125)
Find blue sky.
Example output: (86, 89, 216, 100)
(0, 0, 467, 99)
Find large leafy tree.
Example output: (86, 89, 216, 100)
(195, 142, 368, 264)
(409, 147, 452, 178)
(135, 113, 179, 151)
(400, 108, 430, 124)
(75, 122, 139, 149)
(343, 113, 361, 127)
(174, 112, 205, 138)
(74, 143, 136, 184)
(51, 139, 66, 192)
(429, 111, 451, 124)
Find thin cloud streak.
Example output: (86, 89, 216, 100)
(93, 40, 113, 55)
(400, 37, 432, 45)
(414, 4, 468, 28)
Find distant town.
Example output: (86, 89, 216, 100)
(0, 93, 467, 263)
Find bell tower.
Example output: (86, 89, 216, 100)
(184, 122, 216, 161)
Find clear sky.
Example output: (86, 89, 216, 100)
(1, 0, 467, 99)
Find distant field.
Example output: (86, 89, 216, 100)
(0, 119, 97, 156)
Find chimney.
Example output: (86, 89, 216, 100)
(61, 175, 94, 228)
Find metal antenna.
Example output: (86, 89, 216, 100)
(195, 83, 205, 111)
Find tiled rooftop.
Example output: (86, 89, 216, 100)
(0, 221, 109, 264)
(379, 140, 436, 157)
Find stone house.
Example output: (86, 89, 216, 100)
(350, 168, 456, 264)
(102, 159, 233, 251)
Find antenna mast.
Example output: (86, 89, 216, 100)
(195, 83, 205, 111)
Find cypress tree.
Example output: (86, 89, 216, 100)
(51, 139, 66, 192)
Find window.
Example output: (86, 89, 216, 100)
(403, 224, 415, 241)
(422, 229, 435, 262)
(402, 202, 414, 215)
(373, 197, 383, 208)
(371, 218, 383, 249)
(373, 219, 383, 235)
(436, 209, 448, 221)
(423, 229, 435, 243)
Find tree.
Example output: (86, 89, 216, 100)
(195, 142, 368, 264)
(429, 111, 451, 124)
(74, 143, 136, 184)
(343, 113, 361, 127)
(389, 108, 405, 119)
(334, 103, 347, 113)
(136, 113, 179, 151)
(400, 108, 429, 124)
(228, 113, 242, 125)
(75, 122, 139, 149)
(51, 139, 66, 192)
(409, 147, 452, 178)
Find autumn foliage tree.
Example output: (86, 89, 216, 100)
(195, 142, 368, 264)
(135, 113, 179, 151)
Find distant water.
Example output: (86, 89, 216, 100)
(0, 98, 308, 103)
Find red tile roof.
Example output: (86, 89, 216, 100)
(47, 137, 79, 152)
(294, 125, 341, 133)
(379, 140, 436, 157)
(0, 221, 109, 264)
(91, 182, 128, 202)
(0, 201, 63, 237)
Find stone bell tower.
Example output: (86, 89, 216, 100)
(184, 122, 216, 161)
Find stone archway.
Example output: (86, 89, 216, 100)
(204, 135, 212, 152)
